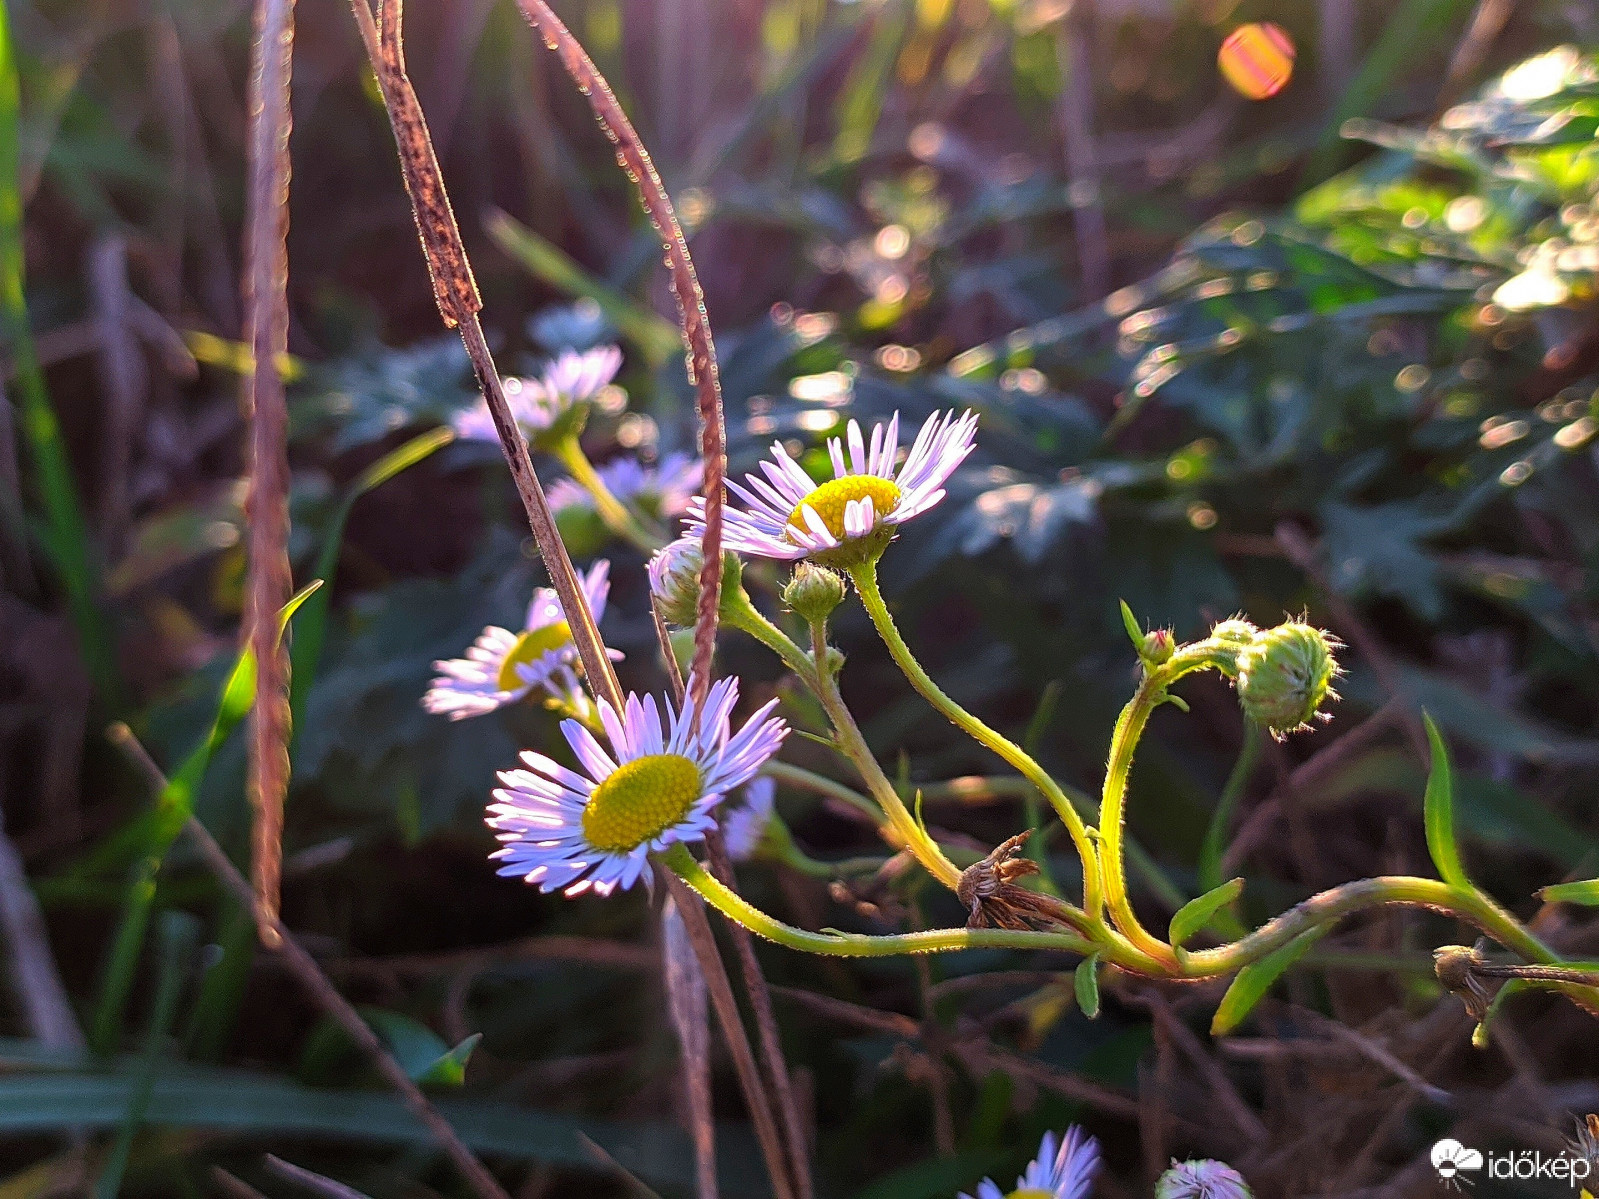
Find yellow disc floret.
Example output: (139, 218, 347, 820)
(497, 621, 573, 691)
(1008, 1191, 1054, 1199)
(788, 476, 901, 542)
(581, 753, 703, 852)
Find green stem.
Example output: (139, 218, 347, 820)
(718, 588, 963, 889)
(552, 436, 659, 551)
(663, 843, 1092, 957)
(807, 621, 963, 891)
(1098, 642, 1240, 965)
(849, 558, 1099, 912)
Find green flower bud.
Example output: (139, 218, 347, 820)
(648, 536, 704, 627)
(1139, 627, 1175, 665)
(1209, 617, 1258, 647)
(648, 536, 749, 628)
(1235, 621, 1339, 737)
(782, 563, 847, 625)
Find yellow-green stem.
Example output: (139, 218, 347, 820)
(849, 559, 1100, 913)
(808, 621, 963, 891)
(718, 589, 963, 889)
(553, 436, 659, 551)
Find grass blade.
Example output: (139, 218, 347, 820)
(1423, 713, 1470, 889)
(0, 1, 117, 703)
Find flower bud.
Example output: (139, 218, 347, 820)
(1156, 1159, 1253, 1199)
(782, 563, 847, 625)
(1139, 627, 1175, 665)
(1235, 620, 1339, 737)
(648, 536, 704, 628)
(1209, 617, 1258, 647)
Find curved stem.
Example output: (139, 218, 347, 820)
(552, 436, 659, 552)
(718, 590, 963, 888)
(849, 559, 1100, 913)
(663, 844, 1091, 958)
(807, 622, 963, 891)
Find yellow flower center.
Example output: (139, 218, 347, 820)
(581, 754, 703, 852)
(496, 621, 573, 691)
(1008, 1191, 1053, 1199)
(787, 476, 901, 542)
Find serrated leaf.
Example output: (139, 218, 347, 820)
(1168, 878, 1244, 949)
(1539, 880, 1599, 907)
(1423, 713, 1470, 889)
(1074, 955, 1100, 1019)
(1211, 927, 1328, 1036)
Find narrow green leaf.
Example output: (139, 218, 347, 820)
(1118, 599, 1143, 650)
(1538, 880, 1599, 907)
(1073, 955, 1100, 1019)
(289, 427, 453, 730)
(1423, 713, 1470, 889)
(485, 209, 680, 366)
(0, 2, 117, 704)
(1168, 878, 1245, 950)
(95, 911, 200, 1199)
(1211, 927, 1328, 1036)
(358, 1009, 459, 1086)
(418, 1034, 481, 1089)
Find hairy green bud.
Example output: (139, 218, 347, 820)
(1235, 621, 1339, 737)
(783, 563, 847, 625)
(1139, 627, 1175, 666)
(648, 537, 746, 628)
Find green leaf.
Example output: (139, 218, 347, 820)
(418, 1034, 481, 1089)
(1168, 878, 1245, 949)
(1073, 955, 1101, 1019)
(1211, 927, 1328, 1036)
(1538, 880, 1599, 907)
(1119, 599, 1143, 650)
(289, 425, 452, 727)
(0, 1060, 764, 1192)
(485, 209, 680, 367)
(1423, 714, 1470, 889)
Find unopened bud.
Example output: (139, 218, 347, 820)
(1235, 621, 1339, 737)
(1139, 627, 1175, 665)
(783, 563, 847, 625)
(648, 536, 704, 627)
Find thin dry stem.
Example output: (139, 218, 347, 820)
(660, 867, 797, 1199)
(513, 0, 727, 713)
(349, 0, 621, 710)
(240, 0, 296, 942)
(107, 724, 511, 1199)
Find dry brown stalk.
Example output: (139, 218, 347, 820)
(347, 0, 622, 712)
(107, 723, 512, 1199)
(240, 0, 296, 942)
(512, 0, 727, 714)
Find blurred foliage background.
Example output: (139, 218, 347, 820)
(3, 0, 1599, 1195)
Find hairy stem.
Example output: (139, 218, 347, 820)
(849, 559, 1099, 912)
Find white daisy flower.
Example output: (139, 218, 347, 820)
(960, 1128, 1099, 1199)
(688, 409, 977, 567)
(547, 452, 703, 521)
(720, 776, 776, 861)
(487, 677, 788, 896)
(452, 345, 623, 448)
(422, 561, 618, 721)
